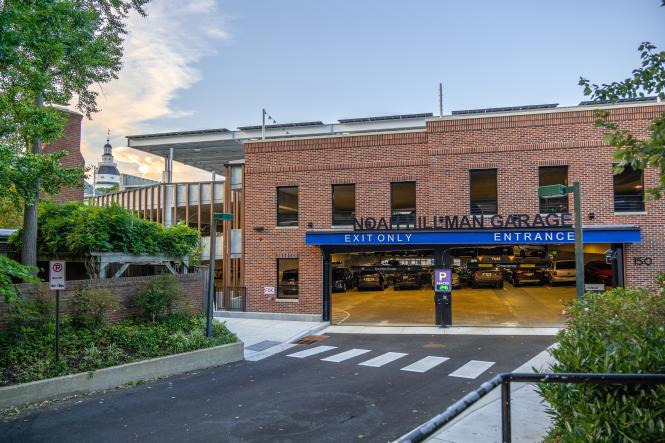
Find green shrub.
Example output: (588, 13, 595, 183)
(5, 291, 54, 342)
(0, 256, 40, 302)
(71, 288, 120, 330)
(539, 288, 665, 442)
(134, 274, 186, 322)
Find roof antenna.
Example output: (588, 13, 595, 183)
(438, 83, 443, 117)
(107, 128, 111, 143)
(261, 108, 279, 140)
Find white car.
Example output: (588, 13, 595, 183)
(546, 260, 576, 285)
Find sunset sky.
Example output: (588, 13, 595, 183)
(80, 0, 665, 183)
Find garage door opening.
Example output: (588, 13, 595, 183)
(329, 243, 615, 327)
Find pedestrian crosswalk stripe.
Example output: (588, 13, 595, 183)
(358, 352, 408, 367)
(448, 360, 495, 379)
(321, 348, 372, 362)
(400, 356, 450, 373)
(287, 345, 338, 359)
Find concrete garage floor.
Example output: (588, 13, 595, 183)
(332, 283, 575, 327)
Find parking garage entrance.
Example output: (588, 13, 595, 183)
(308, 226, 639, 327)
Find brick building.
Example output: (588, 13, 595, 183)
(43, 107, 85, 203)
(123, 99, 664, 327)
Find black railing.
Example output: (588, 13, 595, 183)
(214, 286, 247, 311)
(614, 194, 645, 212)
(277, 284, 299, 300)
(398, 372, 665, 443)
(539, 196, 568, 214)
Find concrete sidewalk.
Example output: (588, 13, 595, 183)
(215, 317, 327, 360)
(423, 346, 555, 443)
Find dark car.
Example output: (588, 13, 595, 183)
(511, 265, 545, 287)
(279, 269, 299, 296)
(357, 271, 387, 291)
(585, 261, 613, 286)
(332, 267, 354, 292)
(394, 271, 423, 290)
(471, 268, 504, 289)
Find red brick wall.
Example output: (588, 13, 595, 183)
(0, 272, 204, 330)
(244, 103, 665, 316)
(42, 111, 85, 203)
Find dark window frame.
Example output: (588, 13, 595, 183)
(390, 181, 417, 227)
(613, 165, 645, 212)
(276, 185, 299, 227)
(276, 257, 299, 300)
(539, 165, 569, 213)
(469, 169, 498, 215)
(332, 183, 356, 226)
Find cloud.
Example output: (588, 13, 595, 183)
(80, 0, 229, 182)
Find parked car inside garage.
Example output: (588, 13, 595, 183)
(511, 264, 545, 286)
(585, 261, 613, 286)
(545, 260, 576, 285)
(358, 270, 387, 291)
(332, 267, 354, 292)
(394, 271, 423, 290)
(471, 267, 504, 288)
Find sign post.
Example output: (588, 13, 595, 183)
(434, 268, 453, 327)
(49, 260, 66, 363)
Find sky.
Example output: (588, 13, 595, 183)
(80, 0, 665, 182)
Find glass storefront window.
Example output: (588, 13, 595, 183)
(277, 258, 299, 299)
(391, 182, 416, 227)
(539, 166, 568, 213)
(470, 169, 497, 215)
(613, 166, 645, 212)
(277, 186, 298, 226)
(332, 184, 355, 226)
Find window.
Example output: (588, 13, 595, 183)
(332, 184, 355, 226)
(539, 166, 569, 213)
(391, 182, 416, 227)
(277, 258, 299, 300)
(614, 166, 645, 212)
(470, 169, 497, 215)
(277, 186, 298, 226)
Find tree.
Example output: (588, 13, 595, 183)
(0, 0, 149, 267)
(579, 3, 665, 199)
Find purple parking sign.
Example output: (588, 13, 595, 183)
(434, 268, 452, 292)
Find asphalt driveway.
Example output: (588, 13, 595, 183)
(1, 333, 553, 443)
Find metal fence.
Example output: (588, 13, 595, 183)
(397, 372, 665, 443)
(214, 286, 247, 311)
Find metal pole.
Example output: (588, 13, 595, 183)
(55, 289, 60, 362)
(573, 182, 585, 299)
(439, 83, 443, 117)
(501, 380, 511, 443)
(206, 220, 216, 337)
(262, 108, 266, 140)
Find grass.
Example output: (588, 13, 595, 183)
(0, 314, 236, 386)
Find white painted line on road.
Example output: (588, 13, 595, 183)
(287, 345, 337, 358)
(400, 356, 450, 373)
(321, 348, 371, 362)
(358, 352, 407, 367)
(448, 360, 495, 379)
(246, 343, 298, 362)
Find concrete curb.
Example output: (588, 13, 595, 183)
(244, 321, 330, 361)
(0, 341, 244, 410)
(214, 310, 322, 322)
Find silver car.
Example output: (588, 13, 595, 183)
(546, 260, 576, 285)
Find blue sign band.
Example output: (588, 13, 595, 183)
(305, 228, 640, 246)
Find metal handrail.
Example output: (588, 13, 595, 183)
(397, 372, 665, 443)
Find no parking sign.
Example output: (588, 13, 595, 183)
(434, 268, 452, 292)
(49, 260, 66, 290)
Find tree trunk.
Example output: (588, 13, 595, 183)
(21, 93, 43, 268)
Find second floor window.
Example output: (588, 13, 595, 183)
(470, 169, 497, 215)
(539, 166, 569, 213)
(391, 181, 416, 226)
(277, 186, 298, 226)
(332, 184, 355, 226)
(614, 166, 645, 212)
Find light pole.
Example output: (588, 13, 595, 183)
(538, 182, 585, 299)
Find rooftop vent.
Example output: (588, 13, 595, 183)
(338, 113, 433, 124)
(578, 96, 658, 106)
(238, 121, 324, 131)
(452, 104, 559, 116)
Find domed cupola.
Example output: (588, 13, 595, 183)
(95, 130, 121, 190)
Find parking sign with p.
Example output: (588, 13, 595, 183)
(434, 268, 452, 292)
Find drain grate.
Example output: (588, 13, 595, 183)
(292, 335, 329, 345)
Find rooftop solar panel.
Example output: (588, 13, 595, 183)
(578, 96, 658, 106)
(338, 113, 433, 123)
(238, 121, 324, 131)
(451, 104, 559, 116)
(127, 128, 230, 139)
